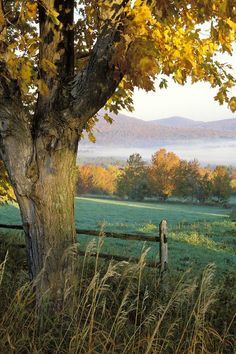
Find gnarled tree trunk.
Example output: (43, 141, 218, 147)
(0, 100, 79, 301)
(17, 135, 78, 300)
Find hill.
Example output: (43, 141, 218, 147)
(151, 116, 203, 128)
(155, 116, 236, 131)
(203, 118, 236, 131)
(81, 113, 236, 148)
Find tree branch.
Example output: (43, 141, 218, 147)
(38, 0, 74, 88)
(0, 2, 20, 99)
(76, 50, 92, 61)
(0, 1, 34, 193)
(34, 0, 75, 130)
(69, 0, 130, 128)
(0, 77, 35, 196)
(70, 29, 123, 127)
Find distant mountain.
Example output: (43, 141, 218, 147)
(152, 116, 236, 131)
(151, 116, 203, 128)
(203, 118, 236, 131)
(81, 112, 236, 148)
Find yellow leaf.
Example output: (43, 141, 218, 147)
(20, 62, 31, 82)
(0, 14, 4, 26)
(228, 97, 236, 112)
(174, 70, 184, 84)
(88, 131, 96, 143)
(38, 79, 49, 96)
(47, 8, 60, 26)
(26, 2, 37, 19)
(227, 19, 236, 31)
(139, 57, 157, 76)
(41, 58, 57, 76)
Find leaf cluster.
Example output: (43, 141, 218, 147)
(0, 0, 236, 118)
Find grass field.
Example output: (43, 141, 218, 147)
(0, 197, 235, 353)
(0, 197, 235, 277)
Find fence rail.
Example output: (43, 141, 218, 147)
(0, 220, 168, 271)
(0, 224, 159, 242)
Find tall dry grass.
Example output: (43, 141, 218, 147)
(0, 236, 235, 354)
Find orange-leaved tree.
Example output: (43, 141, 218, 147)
(0, 0, 236, 300)
(149, 149, 180, 200)
(77, 164, 120, 195)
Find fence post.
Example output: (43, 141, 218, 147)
(159, 219, 168, 275)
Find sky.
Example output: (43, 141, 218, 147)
(122, 52, 236, 122)
(73, 9, 235, 123)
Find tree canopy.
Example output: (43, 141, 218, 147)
(0, 0, 236, 126)
(149, 148, 180, 200)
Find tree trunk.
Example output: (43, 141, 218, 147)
(0, 103, 79, 304)
(17, 146, 77, 301)
(20, 133, 78, 304)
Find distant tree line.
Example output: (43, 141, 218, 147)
(76, 149, 235, 204)
(0, 152, 235, 205)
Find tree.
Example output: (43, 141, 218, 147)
(76, 165, 94, 195)
(77, 164, 120, 195)
(117, 153, 148, 201)
(195, 168, 213, 203)
(212, 166, 232, 203)
(0, 1, 235, 301)
(149, 149, 180, 200)
(230, 169, 236, 194)
(175, 159, 201, 201)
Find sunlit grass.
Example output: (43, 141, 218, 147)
(0, 240, 235, 354)
(0, 198, 235, 276)
(0, 197, 229, 229)
(76, 196, 229, 219)
(0, 198, 235, 352)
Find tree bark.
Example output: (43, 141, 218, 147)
(0, 91, 79, 302)
(17, 135, 78, 300)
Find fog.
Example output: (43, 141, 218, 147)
(79, 139, 236, 167)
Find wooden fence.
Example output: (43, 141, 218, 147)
(0, 220, 168, 272)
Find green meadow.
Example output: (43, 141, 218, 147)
(0, 197, 235, 277)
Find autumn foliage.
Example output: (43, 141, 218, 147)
(0, 152, 232, 205)
(231, 170, 236, 193)
(76, 164, 121, 196)
(76, 149, 233, 204)
(0, 160, 14, 204)
(0, 0, 236, 120)
(148, 149, 180, 200)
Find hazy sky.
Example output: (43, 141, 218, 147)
(122, 52, 236, 122)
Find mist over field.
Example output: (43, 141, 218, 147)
(80, 138, 236, 167)
(79, 113, 236, 166)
